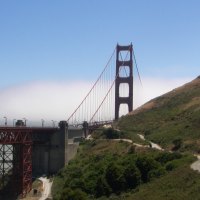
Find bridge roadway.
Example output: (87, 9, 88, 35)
(0, 124, 82, 197)
(0, 120, 112, 197)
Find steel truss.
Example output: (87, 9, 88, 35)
(0, 144, 13, 188)
(0, 128, 32, 197)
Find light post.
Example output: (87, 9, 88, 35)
(13, 119, 16, 127)
(3, 116, 7, 126)
(23, 118, 27, 126)
(41, 119, 45, 127)
(52, 120, 55, 127)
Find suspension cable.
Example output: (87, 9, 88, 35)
(89, 45, 132, 122)
(133, 50, 143, 87)
(67, 47, 116, 122)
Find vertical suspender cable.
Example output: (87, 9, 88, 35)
(67, 48, 116, 123)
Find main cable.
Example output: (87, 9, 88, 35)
(89, 45, 132, 122)
(133, 50, 143, 87)
(67, 48, 116, 123)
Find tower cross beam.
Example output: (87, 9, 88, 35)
(115, 44, 133, 120)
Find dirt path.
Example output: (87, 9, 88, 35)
(87, 133, 164, 150)
(89, 133, 200, 172)
(191, 155, 200, 172)
(113, 138, 132, 143)
(39, 177, 53, 200)
(137, 134, 164, 151)
(137, 134, 200, 172)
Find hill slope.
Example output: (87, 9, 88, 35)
(52, 77, 200, 200)
(52, 140, 196, 200)
(117, 76, 200, 152)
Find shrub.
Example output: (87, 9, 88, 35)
(103, 128, 120, 139)
(155, 152, 182, 164)
(105, 162, 126, 193)
(60, 188, 87, 200)
(128, 145, 136, 154)
(123, 162, 141, 189)
(95, 176, 111, 197)
(165, 162, 176, 171)
(136, 156, 161, 183)
(172, 138, 183, 151)
(148, 167, 166, 179)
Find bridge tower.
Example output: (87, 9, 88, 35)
(115, 44, 133, 120)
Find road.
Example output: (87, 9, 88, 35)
(191, 155, 200, 172)
(39, 177, 53, 200)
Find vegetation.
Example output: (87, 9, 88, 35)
(117, 77, 200, 153)
(52, 140, 195, 200)
(92, 127, 148, 145)
(52, 77, 200, 199)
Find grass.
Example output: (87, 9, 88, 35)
(52, 138, 198, 200)
(92, 128, 148, 145)
(126, 166, 200, 200)
(32, 179, 42, 190)
(117, 77, 200, 153)
(22, 179, 43, 200)
(52, 77, 200, 199)
(96, 165, 200, 200)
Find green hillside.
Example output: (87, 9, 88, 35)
(117, 76, 200, 153)
(52, 140, 197, 200)
(52, 77, 200, 200)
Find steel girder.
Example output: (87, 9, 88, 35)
(0, 127, 32, 198)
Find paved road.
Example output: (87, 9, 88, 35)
(39, 177, 53, 200)
(191, 155, 200, 172)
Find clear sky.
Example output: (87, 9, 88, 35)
(0, 0, 199, 124)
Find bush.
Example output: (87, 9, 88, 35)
(95, 176, 111, 197)
(53, 140, 188, 199)
(123, 162, 141, 189)
(82, 171, 99, 194)
(136, 156, 161, 183)
(155, 152, 182, 164)
(128, 145, 136, 154)
(105, 162, 126, 193)
(148, 167, 166, 179)
(165, 162, 176, 171)
(103, 128, 120, 139)
(172, 138, 183, 151)
(60, 188, 87, 200)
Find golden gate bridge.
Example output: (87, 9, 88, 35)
(0, 43, 141, 197)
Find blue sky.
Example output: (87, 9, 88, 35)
(0, 0, 199, 123)
(0, 0, 199, 87)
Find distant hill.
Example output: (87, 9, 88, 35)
(117, 76, 200, 153)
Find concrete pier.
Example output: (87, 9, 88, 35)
(32, 122, 84, 176)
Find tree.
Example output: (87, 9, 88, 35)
(60, 188, 87, 200)
(136, 156, 160, 183)
(95, 175, 111, 197)
(123, 162, 141, 189)
(105, 162, 126, 193)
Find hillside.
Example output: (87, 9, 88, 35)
(52, 140, 197, 200)
(52, 76, 200, 200)
(117, 76, 200, 153)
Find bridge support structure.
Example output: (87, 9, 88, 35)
(115, 44, 133, 120)
(82, 121, 89, 138)
(0, 128, 32, 198)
